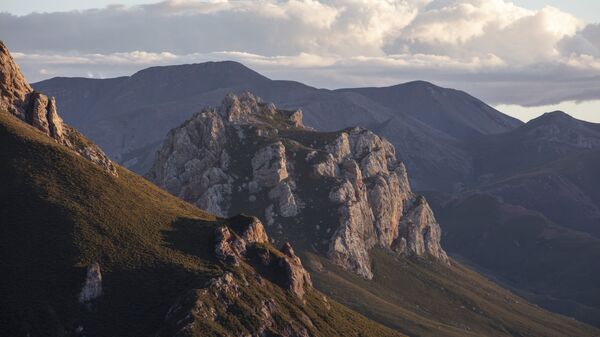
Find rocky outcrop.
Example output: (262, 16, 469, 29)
(147, 93, 304, 218)
(158, 271, 313, 337)
(279, 242, 313, 300)
(214, 215, 312, 300)
(156, 214, 316, 337)
(215, 215, 269, 266)
(0, 41, 117, 176)
(149, 93, 449, 280)
(79, 263, 102, 305)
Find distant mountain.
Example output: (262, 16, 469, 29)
(425, 113, 600, 326)
(468, 111, 600, 236)
(338, 81, 522, 139)
(144, 92, 599, 337)
(33, 62, 520, 191)
(427, 192, 600, 326)
(472, 111, 600, 179)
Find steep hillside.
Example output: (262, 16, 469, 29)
(307, 249, 598, 337)
(146, 93, 599, 337)
(0, 41, 116, 176)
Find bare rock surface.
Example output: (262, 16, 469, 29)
(79, 263, 102, 304)
(214, 214, 312, 299)
(149, 93, 449, 279)
(157, 214, 317, 336)
(0, 41, 117, 175)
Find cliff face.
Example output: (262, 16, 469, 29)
(0, 41, 116, 176)
(148, 93, 448, 279)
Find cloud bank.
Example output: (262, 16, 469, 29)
(2, 0, 600, 106)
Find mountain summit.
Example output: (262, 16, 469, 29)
(148, 92, 449, 279)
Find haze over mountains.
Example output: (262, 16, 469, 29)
(33, 61, 522, 191)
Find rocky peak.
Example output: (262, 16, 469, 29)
(0, 41, 32, 116)
(214, 214, 312, 299)
(0, 41, 117, 176)
(516, 110, 600, 150)
(219, 92, 305, 128)
(149, 93, 449, 280)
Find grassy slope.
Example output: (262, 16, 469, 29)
(0, 111, 404, 337)
(305, 250, 600, 337)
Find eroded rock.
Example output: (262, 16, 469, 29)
(0, 41, 117, 176)
(214, 215, 312, 300)
(79, 263, 102, 305)
(150, 93, 449, 281)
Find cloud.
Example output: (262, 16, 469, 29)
(2, 0, 600, 106)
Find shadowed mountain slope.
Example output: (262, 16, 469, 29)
(338, 81, 522, 139)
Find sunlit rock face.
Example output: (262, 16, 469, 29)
(149, 93, 448, 279)
(0, 41, 117, 176)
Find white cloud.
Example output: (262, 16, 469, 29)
(2, 0, 600, 107)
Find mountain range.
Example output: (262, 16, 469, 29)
(33, 59, 600, 326)
(2, 37, 599, 335)
(33, 61, 521, 191)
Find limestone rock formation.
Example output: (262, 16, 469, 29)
(0, 41, 117, 176)
(279, 242, 313, 300)
(214, 214, 312, 299)
(149, 93, 449, 279)
(156, 215, 316, 336)
(79, 263, 102, 304)
(159, 271, 313, 337)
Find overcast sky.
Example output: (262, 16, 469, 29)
(1, 0, 599, 122)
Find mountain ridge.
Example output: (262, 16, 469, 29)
(32, 60, 518, 191)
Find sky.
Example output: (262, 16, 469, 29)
(1, 0, 599, 123)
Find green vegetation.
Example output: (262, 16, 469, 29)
(0, 111, 404, 337)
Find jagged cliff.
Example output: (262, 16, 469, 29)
(148, 93, 448, 279)
(0, 41, 116, 175)
(159, 214, 318, 336)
